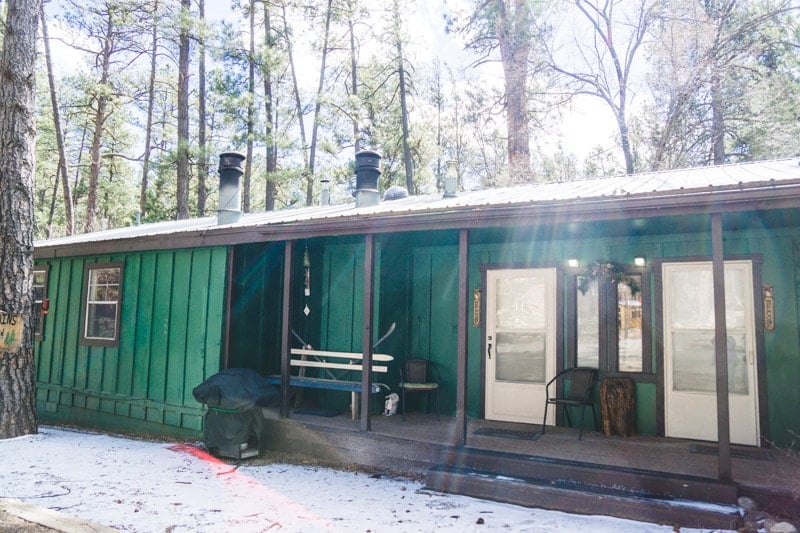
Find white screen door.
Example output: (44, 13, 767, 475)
(485, 268, 556, 424)
(662, 261, 760, 445)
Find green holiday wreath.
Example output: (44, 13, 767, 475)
(577, 261, 641, 296)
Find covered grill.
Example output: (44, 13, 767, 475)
(192, 368, 279, 460)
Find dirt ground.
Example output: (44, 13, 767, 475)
(0, 508, 54, 532)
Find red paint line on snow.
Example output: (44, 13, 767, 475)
(167, 443, 334, 530)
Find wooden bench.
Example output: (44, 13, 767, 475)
(266, 348, 394, 419)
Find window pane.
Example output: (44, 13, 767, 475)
(618, 275, 643, 372)
(576, 279, 599, 368)
(33, 269, 47, 337)
(495, 277, 546, 329)
(672, 331, 748, 394)
(667, 264, 750, 394)
(84, 265, 121, 343)
(86, 303, 118, 339)
(495, 332, 546, 383)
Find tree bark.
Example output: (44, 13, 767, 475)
(263, 2, 277, 211)
(348, 4, 360, 156)
(197, 0, 207, 216)
(394, 1, 414, 194)
(711, 74, 726, 165)
(0, 0, 39, 439)
(283, 2, 309, 205)
(244, 0, 255, 213)
(307, 0, 334, 206)
(84, 12, 113, 233)
(40, 4, 74, 236)
(176, 0, 191, 220)
(496, 0, 531, 183)
(140, 0, 159, 221)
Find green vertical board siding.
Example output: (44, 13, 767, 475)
(164, 251, 191, 426)
(131, 253, 157, 419)
(409, 246, 459, 414)
(148, 253, 173, 415)
(635, 383, 657, 435)
(184, 248, 211, 403)
(35, 247, 227, 437)
(321, 243, 363, 351)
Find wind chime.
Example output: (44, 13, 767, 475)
(303, 245, 311, 316)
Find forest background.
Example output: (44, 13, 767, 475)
(18, 0, 800, 239)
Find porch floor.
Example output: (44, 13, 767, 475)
(269, 408, 800, 518)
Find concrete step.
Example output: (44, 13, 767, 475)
(426, 464, 743, 530)
(439, 446, 739, 504)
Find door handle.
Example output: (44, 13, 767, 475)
(487, 336, 492, 359)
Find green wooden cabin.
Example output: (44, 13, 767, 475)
(33, 157, 800, 450)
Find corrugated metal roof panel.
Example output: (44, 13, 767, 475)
(36, 158, 800, 248)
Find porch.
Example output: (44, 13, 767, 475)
(258, 409, 800, 529)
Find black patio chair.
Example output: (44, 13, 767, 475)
(399, 359, 440, 420)
(542, 367, 598, 440)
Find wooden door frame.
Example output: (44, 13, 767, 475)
(477, 262, 564, 421)
(652, 254, 769, 445)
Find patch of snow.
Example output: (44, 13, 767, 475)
(0, 427, 731, 532)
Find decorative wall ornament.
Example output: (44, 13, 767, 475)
(303, 248, 311, 297)
(473, 288, 481, 327)
(577, 260, 641, 296)
(763, 285, 775, 331)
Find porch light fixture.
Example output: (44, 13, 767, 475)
(567, 259, 580, 268)
(634, 256, 646, 267)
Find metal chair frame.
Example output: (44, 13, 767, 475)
(399, 359, 440, 420)
(542, 367, 598, 440)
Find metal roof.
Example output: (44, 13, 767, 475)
(35, 157, 800, 255)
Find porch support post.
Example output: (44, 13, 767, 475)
(454, 229, 469, 446)
(360, 233, 375, 432)
(711, 213, 732, 481)
(279, 239, 294, 419)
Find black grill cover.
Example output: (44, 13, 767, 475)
(192, 368, 280, 411)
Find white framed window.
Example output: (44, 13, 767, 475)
(33, 266, 49, 340)
(81, 262, 123, 346)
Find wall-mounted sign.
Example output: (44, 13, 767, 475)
(0, 311, 24, 351)
(473, 288, 481, 328)
(763, 285, 775, 332)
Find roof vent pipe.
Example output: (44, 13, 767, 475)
(321, 179, 331, 206)
(355, 150, 381, 208)
(444, 160, 458, 198)
(217, 152, 245, 225)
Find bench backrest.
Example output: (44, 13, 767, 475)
(289, 348, 393, 374)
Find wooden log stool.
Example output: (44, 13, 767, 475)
(600, 377, 636, 437)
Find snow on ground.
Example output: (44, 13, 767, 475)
(0, 426, 724, 532)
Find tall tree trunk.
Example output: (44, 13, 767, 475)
(0, 0, 39, 439)
(197, 0, 207, 216)
(140, 0, 159, 221)
(244, 0, 255, 213)
(283, 2, 309, 204)
(176, 0, 191, 220)
(396, 38, 414, 193)
(348, 7, 360, 156)
(392, 0, 414, 192)
(496, 0, 531, 183)
(263, 2, 277, 211)
(85, 13, 113, 233)
(711, 74, 725, 165)
(307, 0, 333, 206)
(40, 4, 74, 236)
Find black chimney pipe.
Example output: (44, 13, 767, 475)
(354, 150, 381, 207)
(217, 152, 245, 224)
